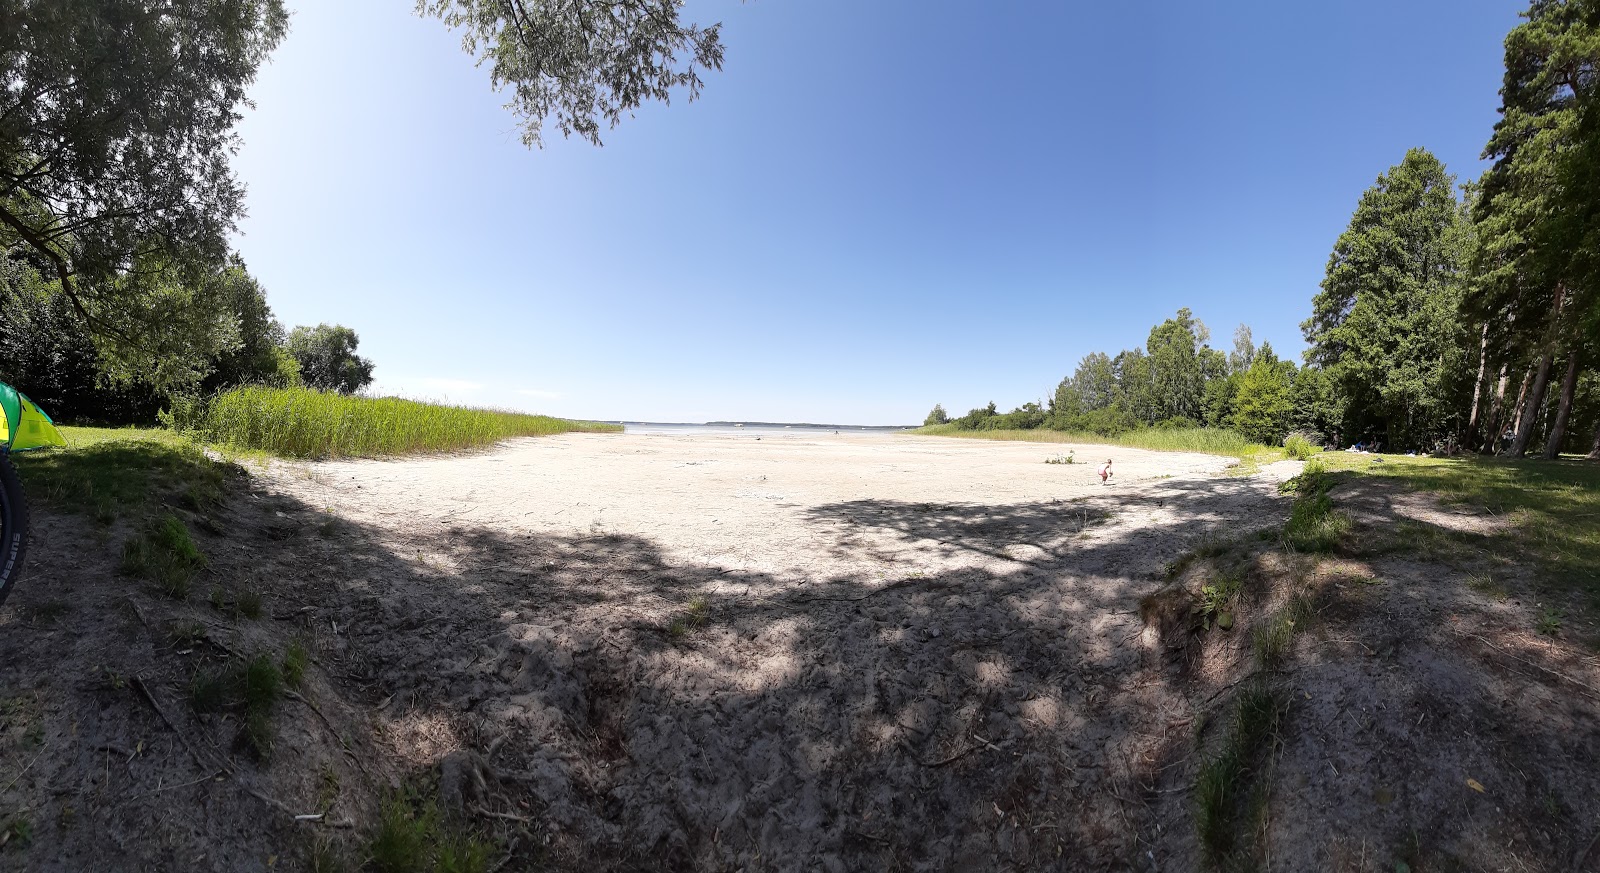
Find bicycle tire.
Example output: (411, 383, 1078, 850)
(0, 449, 27, 608)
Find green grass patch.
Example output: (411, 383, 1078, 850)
(195, 385, 620, 459)
(1315, 452, 1600, 601)
(369, 792, 493, 873)
(1281, 460, 1351, 553)
(189, 652, 285, 759)
(121, 514, 206, 598)
(283, 639, 310, 689)
(1194, 684, 1284, 867)
(14, 426, 236, 522)
(667, 596, 710, 640)
(1283, 433, 1316, 461)
(910, 424, 1262, 457)
(1253, 594, 1313, 670)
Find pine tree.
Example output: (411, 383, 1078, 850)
(1305, 149, 1474, 451)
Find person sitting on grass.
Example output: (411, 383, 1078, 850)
(1099, 458, 1113, 484)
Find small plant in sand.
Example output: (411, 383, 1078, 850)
(1194, 683, 1283, 865)
(121, 514, 206, 598)
(189, 652, 287, 759)
(1044, 451, 1076, 465)
(283, 639, 311, 689)
(1196, 571, 1243, 631)
(369, 791, 494, 873)
(1281, 460, 1351, 553)
(668, 596, 711, 640)
(1253, 593, 1313, 669)
(1536, 608, 1563, 637)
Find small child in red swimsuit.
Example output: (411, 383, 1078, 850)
(1099, 459, 1113, 484)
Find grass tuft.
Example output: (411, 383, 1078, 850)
(1253, 594, 1314, 670)
(369, 792, 493, 873)
(1281, 460, 1351, 553)
(189, 651, 286, 759)
(1195, 684, 1284, 865)
(121, 514, 206, 598)
(283, 639, 310, 689)
(195, 386, 620, 459)
(667, 596, 711, 640)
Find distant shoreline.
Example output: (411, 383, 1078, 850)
(619, 421, 917, 431)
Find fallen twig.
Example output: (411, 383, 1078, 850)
(139, 769, 226, 797)
(471, 805, 534, 824)
(1463, 634, 1600, 700)
(0, 746, 47, 794)
(131, 675, 221, 774)
(924, 745, 978, 768)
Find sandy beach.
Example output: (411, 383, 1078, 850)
(259, 431, 1298, 869)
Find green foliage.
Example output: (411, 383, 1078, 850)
(283, 639, 310, 689)
(369, 792, 493, 873)
(0, 0, 289, 378)
(202, 263, 299, 392)
(121, 514, 206, 598)
(923, 404, 949, 426)
(1284, 433, 1315, 461)
(1231, 345, 1299, 446)
(420, 0, 724, 147)
(1305, 148, 1473, 452)
(198, 386, 620, 458)
(1144, 307, 1211, 423)
(1196, 571, 1243, 630)
(286, 325, 375, 395)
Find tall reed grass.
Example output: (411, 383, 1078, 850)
(196, 386, 619, 459)
(912, 424, 1260, 456)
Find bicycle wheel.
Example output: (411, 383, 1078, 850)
(0, 449, 27, 607)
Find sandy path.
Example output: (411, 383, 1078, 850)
(262, 432, 1297, 870)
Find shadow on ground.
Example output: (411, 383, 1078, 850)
(1, 465, 1598, 872)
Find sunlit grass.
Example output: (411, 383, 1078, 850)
(1317, 451, 1600, 601)
(910, 424, 1262, 456)
(15, 426, 234, 522)
(197, 386, 620, 459)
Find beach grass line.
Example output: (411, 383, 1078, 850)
(908, 424, 1264, 457)
(197, 386, 620, 459)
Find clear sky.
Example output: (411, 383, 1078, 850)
(232, 0, 1521, 425)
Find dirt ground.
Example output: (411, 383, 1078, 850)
(2, 431, 1598, 872)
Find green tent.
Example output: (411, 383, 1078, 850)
(0, 381, 66, 452)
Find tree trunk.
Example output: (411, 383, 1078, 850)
(1507, 288, 1569, 458)
(1466, 323, 1490, 450)
(1507, 353, 1554, 457)
(1590, 420, 1600, 461)
(1542, 350, 1581, 459)
(1481, 362, 1510, 454)
(1503, 360, 1536, 454)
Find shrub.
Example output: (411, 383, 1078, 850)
(1284, 433, 1314, 460)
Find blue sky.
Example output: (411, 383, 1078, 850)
(232, 0, 1521, 424)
